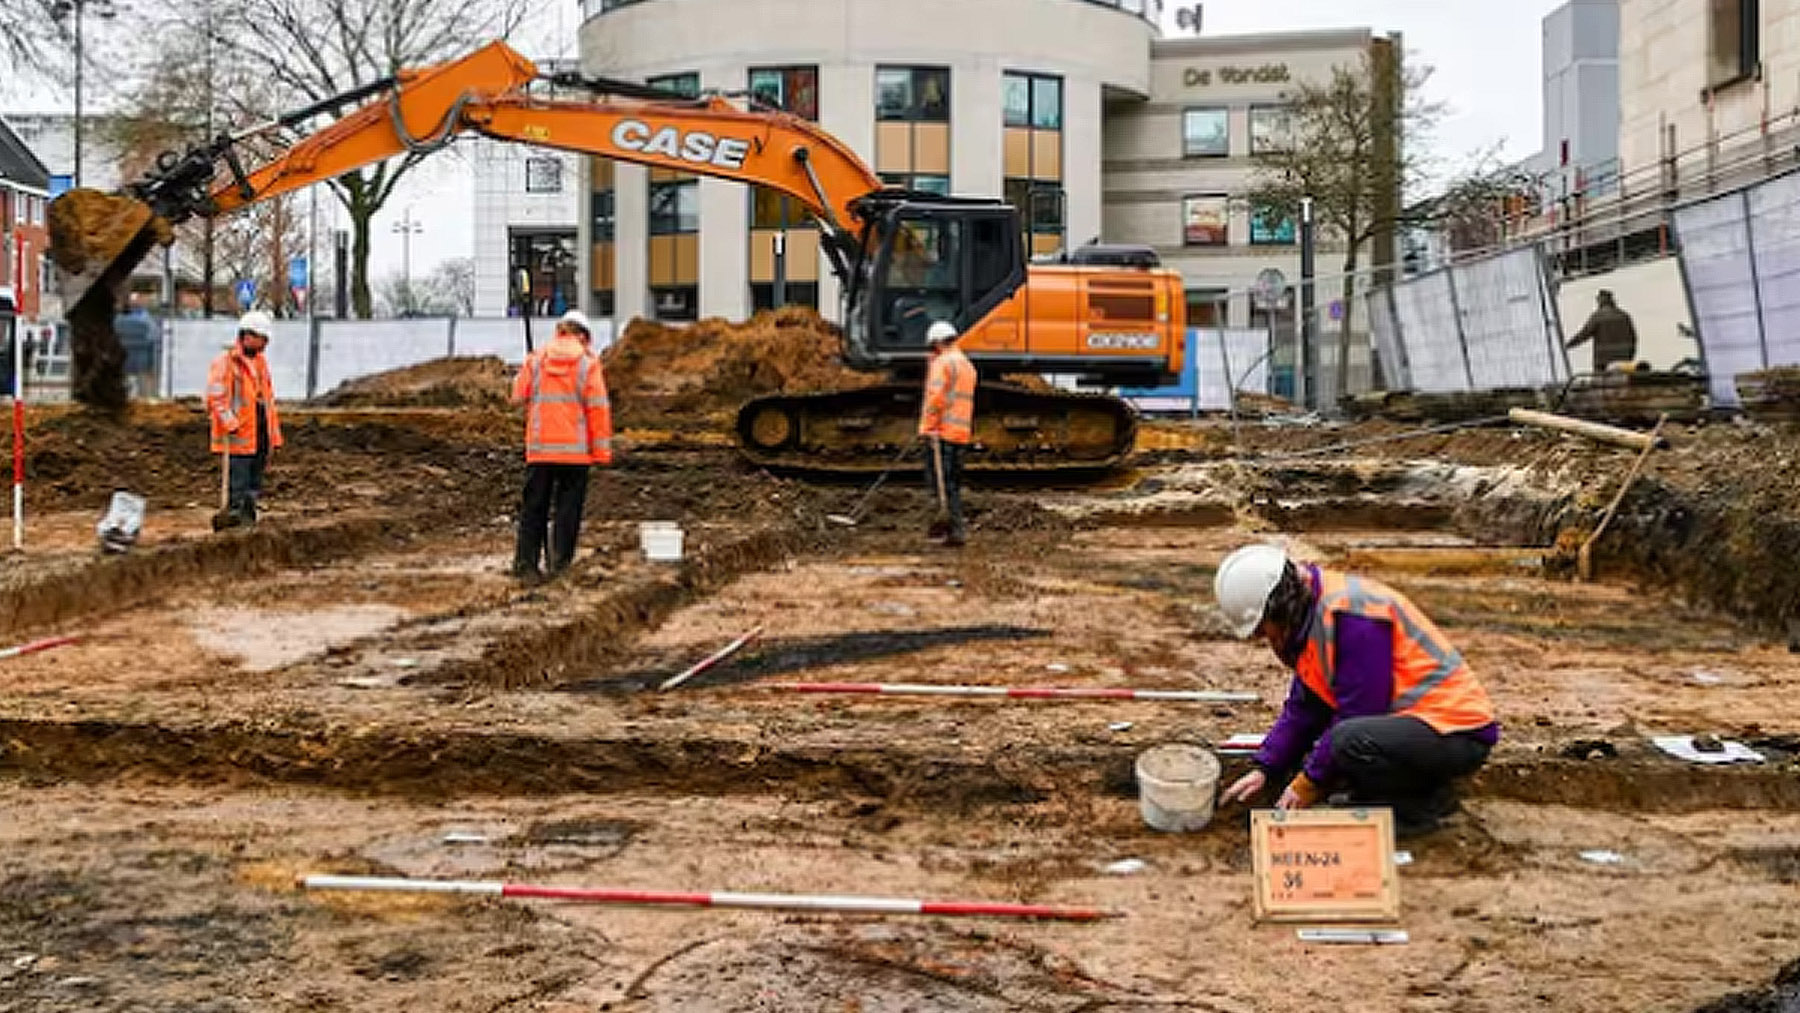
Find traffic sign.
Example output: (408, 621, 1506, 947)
(289, 256, 308, 290)
(235, 279, 256, 309)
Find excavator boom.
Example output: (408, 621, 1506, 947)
(49, 39, 1181, 472)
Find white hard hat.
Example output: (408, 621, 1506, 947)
(237, 310, 274, 338)
(557, 309, 592, 335)
(1214, 544, 1290, 639)
(925, 320, 958, 345)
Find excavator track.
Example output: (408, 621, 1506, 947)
(734, 382, 1138, 475)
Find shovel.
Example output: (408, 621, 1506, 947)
(927, 435, 951, 539)
(209, 447, 237, 532)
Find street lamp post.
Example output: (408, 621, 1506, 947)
(50, 0, 118, 189)
(391, 207, 424, 315)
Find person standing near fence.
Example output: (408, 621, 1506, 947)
(206, 311, 283, 529)
(511, 310, 612, 584)
(1565, 290, 1639, 372)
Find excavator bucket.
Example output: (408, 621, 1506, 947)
(47, 189, 174, 316)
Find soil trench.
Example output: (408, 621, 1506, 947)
(3, 407, 1800, 1012)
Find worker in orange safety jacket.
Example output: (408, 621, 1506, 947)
(206, 310, 284, 528)
(1214, 543, 1500, 837)
(918, 320, 977, 547)
(510, 310, 613, 583)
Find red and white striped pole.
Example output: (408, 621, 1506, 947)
(301, 875, 1119, 922)
(0, 635, 77, 661)
(11, 315, 22, 551)
(768, 682, 1258, 704)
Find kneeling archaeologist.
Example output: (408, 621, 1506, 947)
(1214, 544, 1500, 836)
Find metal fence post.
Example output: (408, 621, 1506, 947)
(1740, 189, 1773, 371)
(1443, 265, 1477, 391)
(305, 317, 323, 400)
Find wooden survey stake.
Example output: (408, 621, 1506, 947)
(1250, 808, 1400, 923)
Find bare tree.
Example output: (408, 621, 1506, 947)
(1247, 47, 1441, 394)
(422, 255, 473, 316)
(215, 0, 528, 318)
(1, 0, 66, 78)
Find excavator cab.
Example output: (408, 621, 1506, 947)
(840, 193, 1025, 372)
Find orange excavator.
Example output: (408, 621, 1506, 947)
(49, 40, 1186, 473)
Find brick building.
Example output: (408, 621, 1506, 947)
(0, 117, 52, 322)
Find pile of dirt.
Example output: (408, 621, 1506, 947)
(48, 191, 175, 414)
(321, 357, 513, 409)
(603, 307, 871, 427)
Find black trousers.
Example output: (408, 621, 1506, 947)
(515, 463, 590, 575)
(1329, 715, 1492, 816)
(923, 438, 966, 538)
(227, 403, 270, 519)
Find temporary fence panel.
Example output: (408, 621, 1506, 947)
(1747, 173, 1800, 374)
(1454, 248, 1567, 390)
(1674, 191, 1762, 407)
(312, 318, 453, 395)
(1366, 288, 1411, 391)
(449, 318, 532, 364)
(1119, 328, 1270, 413)
(1389, 270, 1468, 393)
(162, 319, 311, 399)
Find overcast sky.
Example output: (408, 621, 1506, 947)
(6, 0, 1568, 293)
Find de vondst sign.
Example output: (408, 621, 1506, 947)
(1184, 64, 1291, 87)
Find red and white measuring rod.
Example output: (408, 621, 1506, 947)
(0, 635, 77, 661)
(768, 682, 1258, 703)
(301, 875, 1118, 922)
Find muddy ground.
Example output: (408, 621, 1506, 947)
(2, 404, 1798, 1012)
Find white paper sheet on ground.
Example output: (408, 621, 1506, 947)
(1651, 736, 1765, 764)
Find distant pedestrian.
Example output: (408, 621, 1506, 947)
(206, 311, 282, 528)
(511, 309, 612, 583)
(1566, 290, 1639, 372)
(919, 320, 976, 547)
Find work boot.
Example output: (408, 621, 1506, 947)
(511, 562, 545, 586)
(943, 528, 967, 548)
(927, 517, 949, 541)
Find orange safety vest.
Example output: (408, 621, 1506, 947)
(1295, 570, 1495, 734)
(512, 336, 613, 465)
(918, 345, 977, 444)
(206, 348, 283, 455)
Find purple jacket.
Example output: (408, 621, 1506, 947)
(1252, 566, 1500, 785)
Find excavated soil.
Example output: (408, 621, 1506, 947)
(320, 357, 514, 409)
(4, 409, 1800, 1011)
(603, 306, 873, 428)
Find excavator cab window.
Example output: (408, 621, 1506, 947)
(865, 202, 1025, 351)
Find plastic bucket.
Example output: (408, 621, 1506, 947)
(640, 522, 684, 562)
(1135, 744, 1222, 832)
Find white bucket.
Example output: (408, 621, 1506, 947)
(640, 521, 684, 562)
(1135, 744, 1222, 832)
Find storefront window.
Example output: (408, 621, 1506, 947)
(1183, 195, 1230, 246)
(1250, 204, 1295, 245)
(1183, 108, 1229, 158)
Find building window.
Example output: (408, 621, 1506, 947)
(647, 71, 700, 97)
(751, 282, 819, 312)
(1250, 204, 1295, 245)
(749, 65, 818, 120)
(876, 66, 950, 122)
(880, 172, 951, 195)
(1709, 0, 1760, 87)
(1249, 106, 1292, 155)
(1182, 195, 1230, 246)
(649, 180, 699, 234)
(591, 189, 615, 241)
(1004, 71, 1064, 254)
(524, 157, 563, 194)
(1183, 108, 1230, 158)
(652, 286, 698, 321)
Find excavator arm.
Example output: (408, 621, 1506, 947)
(49, 40, 886, 315)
